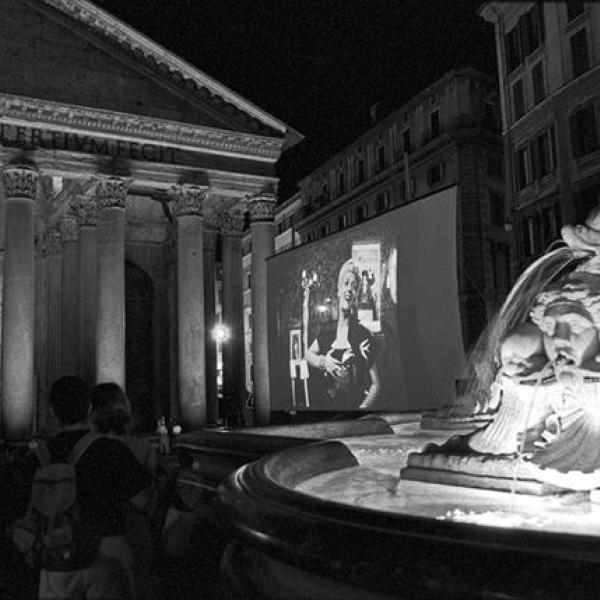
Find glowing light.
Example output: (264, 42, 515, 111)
(316, 305, 328, 314)
(212, 323, 231, 343)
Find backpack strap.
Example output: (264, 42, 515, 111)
(70, 432, 104, 464)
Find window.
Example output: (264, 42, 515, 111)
(535, 127, 556, 177)
(322, 182, 329, 201)
(492, 243, 511, 294)
(355, 204, 368, 222)
(398, 181, 406, 203)
(320, 222, 330, 237)
(426, 162, 444, 186)
(377, 146, 386, 172)
(338, 171, 345, 195)
(402, 129, 411, 153)
(520, 3, 544, 56)
(512, 79, 525, 120)
(489, 190, 505, 227)
(516, 145, 532, 189)
(357, 158, 365, 184)
(376, 191, 390, 213)
(338, 213, 348, 230)
(505, 4, 545, 74)
(532, 61, 545, 105)
(567, 1, 585, 22)
(246, 272, 251, 289)
(541, 205, 559, 244)
(505, 25, 522, 74)
(571, 28, 590, 77)
(570, 102, 598, 158)
(430, 110, 440, 139)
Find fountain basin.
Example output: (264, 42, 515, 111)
(216, 426, 600, 599)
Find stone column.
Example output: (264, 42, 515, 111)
(248, 193, 275, 426)
(95, 177, 130, 387)
(59, 212, 79, 376)
(34, 233, 48, 434)
(1, 162, 39, 439)
(203, 220, 219, 424)
(74, 193, 99, 384)
(164, 224, 179, 421)
(172, 184, 207, 430)
(43, 227, 62, 404)
(220, 208, 246, 424)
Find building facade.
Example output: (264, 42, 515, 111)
(480, 1, 600, 272)
(0, 0, 300, 439)
(269, 69, 507, 350)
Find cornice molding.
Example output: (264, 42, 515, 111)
(38, 0, 288, 138)
(0, 94, 285, 161)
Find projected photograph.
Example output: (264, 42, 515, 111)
(268, 186, 465, 412)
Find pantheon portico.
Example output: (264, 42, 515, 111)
(0, 0, 300, 439)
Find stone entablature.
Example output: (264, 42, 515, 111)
(39, 0, 287, 139)
(0, 94, 285, 161)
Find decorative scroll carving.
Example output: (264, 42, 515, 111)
(71, 194, 98, 226)
(248, 194, 276, 223)
(1, 163, 39, 200)
(219, 210, 246, 236)
(59, 212, 79, 242)
(171, 185, 207, 218)
(96, 176, 131, 210)
(44, 228, 63, 255)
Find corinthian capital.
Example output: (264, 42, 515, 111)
(96, 176, 131, 210)
(60, 212, 79, 242)
(219, 210, 246, 236)
(2, 162, 39, 200)
(44, 227, 62, 255)
(248, 193, 276, 223)
(71, 194, 98, 226)
(170, 184, 208, 218)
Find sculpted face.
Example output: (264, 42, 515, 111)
(499, 322, 546, 378)
(539, 303, 600, 370)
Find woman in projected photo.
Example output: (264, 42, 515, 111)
(306, 258, 381, 409)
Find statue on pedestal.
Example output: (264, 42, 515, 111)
(402, 209, 600, 494)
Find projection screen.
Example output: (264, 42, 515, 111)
(267, 185, 466, 412)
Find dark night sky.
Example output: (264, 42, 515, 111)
(92, 0, 497, 199)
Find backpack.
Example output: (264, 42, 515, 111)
(12, 432, 103, 571)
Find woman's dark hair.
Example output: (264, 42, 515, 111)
(48, 376, 90, 425)
(90, 382, 131, 435)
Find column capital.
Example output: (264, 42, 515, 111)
(44, 227, 62, 255)
(219, 210, 246, 236)
(171, 184, 208, 218)
(2, 162, 39, 200)
(95, 176, 131, 210)
(72, 194, 98, 226)
(60, 212, 79, 242)
(248, 193, 276, 223)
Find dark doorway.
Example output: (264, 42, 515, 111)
(126, 260, 155, 432)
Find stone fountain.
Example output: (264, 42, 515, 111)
(215, 210, 600, 599)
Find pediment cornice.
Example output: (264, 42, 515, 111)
(0, 93, 286, 161)
(36, 0, 300, 143)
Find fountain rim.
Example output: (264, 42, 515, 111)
(216, 438, 600, 563)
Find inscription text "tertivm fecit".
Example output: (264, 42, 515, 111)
(0, 124, 177, 164)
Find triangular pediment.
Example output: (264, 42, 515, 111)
(0, 0, 300, 145)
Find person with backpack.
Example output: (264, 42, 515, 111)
(89, 382, 160, 600)
(10, 375, 151, 600)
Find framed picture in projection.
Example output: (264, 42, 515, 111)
(352, 242, 381, 333)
